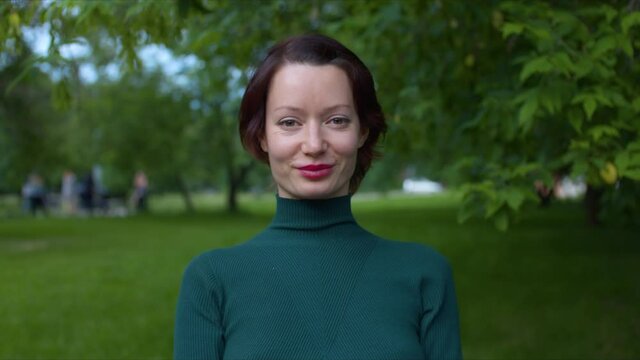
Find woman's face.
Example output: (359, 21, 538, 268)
(261, 63, 368, 199)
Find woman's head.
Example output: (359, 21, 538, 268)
(239, 34, 386, 198)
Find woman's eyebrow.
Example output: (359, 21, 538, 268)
(272, 105, 304, 113)
(271, 104, 352, 114)
(322, 104, 352, 113)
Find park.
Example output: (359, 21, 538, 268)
(1, 0, 639, 359)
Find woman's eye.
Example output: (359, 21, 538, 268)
(278, 119, 298, 127)
(328, 117, 350, 126)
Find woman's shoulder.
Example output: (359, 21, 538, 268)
(185, 239, 256, 266)
(180, 242, 267, 296)
(371, 235, 453, 275)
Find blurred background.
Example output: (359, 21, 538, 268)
(1, 0, 639, 358)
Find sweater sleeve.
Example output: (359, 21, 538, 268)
(174, 255, 224, 360)
(419, 257, 463, 360)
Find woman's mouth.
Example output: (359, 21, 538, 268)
(297, 164, 333, 180)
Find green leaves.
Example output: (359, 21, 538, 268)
(519, 56, 553, 82)
(458, 162, 545, 231)
(517, 94, 538, 132)
(571, 86, 629, 121)
(190, 30, 223, 53)
(588, 125, 619, 142)
(1, 0, 638, 222)
(501, 22, 524, 37)
(455, 2, 638, 228)
(575, 94, 598, 120)
(621, 12, 640, 35)
(568, 108, 584, 133)
(590, 34, 619, 58)
(52, 80, 71, 111)
(615, 142, 640, 180)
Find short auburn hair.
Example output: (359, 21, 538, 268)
(239, 34, 387, 193)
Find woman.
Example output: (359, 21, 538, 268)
(174, 34, 462, 360)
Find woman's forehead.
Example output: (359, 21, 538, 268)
(267, 64, 354, 111)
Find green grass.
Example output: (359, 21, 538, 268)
(1, 192, 638, 359)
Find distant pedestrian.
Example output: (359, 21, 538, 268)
(132, 170, 148, 212)
(22, 173, 47, 216)
(61, 170, 77, 216)
(92, 165, 109, 213)
(79, 172, 95, 214)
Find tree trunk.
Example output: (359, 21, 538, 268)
(227, 165, 238, 213)
(226, 163, 253, 213)
(178, 175, 195, 213)
(585, 185, 603, 226)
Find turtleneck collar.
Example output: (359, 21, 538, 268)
(268, 195, 356, 231)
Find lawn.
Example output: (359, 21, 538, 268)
(0, 192, 638, 359)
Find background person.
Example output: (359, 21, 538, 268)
(22, 173, 47, 216)
(60, 170, 77, 216)
(78, 172, 95, 215)
(174, 34, 462, 359)
(132, 170, 148, 212)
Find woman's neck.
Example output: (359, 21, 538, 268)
(268, 195, 356, 231)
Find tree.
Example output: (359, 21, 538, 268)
(0, 36, 68, 192)
(1, 0, 182, 194)
(73, 71, 202, 210)
(463, 2, 640, 227)
(2, 0, 638, 223)
(314, 0, 640, 228)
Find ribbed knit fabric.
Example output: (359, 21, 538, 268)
(174, 195, 462, 360)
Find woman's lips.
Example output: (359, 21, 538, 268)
(297, 164, 333, 180)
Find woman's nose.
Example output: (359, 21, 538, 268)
(301, 123, 327, 156)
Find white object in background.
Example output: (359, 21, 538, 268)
(402, 178, 444, 194)
(555, 177, 586, 199)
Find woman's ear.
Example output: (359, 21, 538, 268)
(260, 137, 268, 152)
(358, 128, 369, 148)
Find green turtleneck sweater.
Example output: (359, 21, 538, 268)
(174, 196, 462, 360)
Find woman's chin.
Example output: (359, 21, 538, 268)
(280, 182, 346, 200)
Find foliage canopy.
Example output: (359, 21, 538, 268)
(1, 0, 638, 225)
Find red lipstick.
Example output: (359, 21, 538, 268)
(297, 164, 333, 180)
